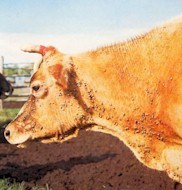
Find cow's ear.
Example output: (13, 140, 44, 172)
(48, 64, 69, 89)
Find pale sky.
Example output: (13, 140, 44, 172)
(0, 0, 182, 63)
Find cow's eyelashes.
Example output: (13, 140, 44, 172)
(32, 85, 40, 91)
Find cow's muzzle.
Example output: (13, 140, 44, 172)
(0, 85, 14, 99)
(4, 125, 31, 144)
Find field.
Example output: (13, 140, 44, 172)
(0, 109, 19, 123)
(0, 108, 182, 190)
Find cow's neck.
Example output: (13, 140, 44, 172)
(71, 22, 180, 140)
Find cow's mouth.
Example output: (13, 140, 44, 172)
(4, 127, 31, 145)
(4, 123, 96, 145)
(0, 92, 8, 99)
(0, 90, 13, 99)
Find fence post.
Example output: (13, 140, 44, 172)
(0, 56, 4, 109)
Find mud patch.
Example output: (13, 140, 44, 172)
(0, 130, 181, 190)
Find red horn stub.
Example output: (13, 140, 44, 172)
(21, 45, 57, 55)
(39, 45, 47, 55)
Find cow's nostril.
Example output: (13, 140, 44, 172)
(5, 130, 10, 138)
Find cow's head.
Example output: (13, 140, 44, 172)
(0, 73, 13, 99)
(4, 45, 91, 144)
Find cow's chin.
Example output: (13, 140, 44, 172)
(0, 94, 8, 99)
(6, 133, 31, 145)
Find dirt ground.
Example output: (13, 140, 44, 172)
(0, 127, 182, 190)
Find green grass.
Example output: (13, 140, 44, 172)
(0, 108, 20, 124)
(0, 179, 52, 190)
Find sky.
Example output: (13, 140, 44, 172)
(0, 0, 182, 63)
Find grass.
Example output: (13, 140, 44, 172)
(0, 108, 20, 124)
(0, 179, 52, 190)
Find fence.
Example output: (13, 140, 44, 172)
(0, 56, 33, 109)
(3, 85, 30, 109)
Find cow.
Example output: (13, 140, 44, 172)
(4, 15, 182, 183)
(0, 73, 13, 99)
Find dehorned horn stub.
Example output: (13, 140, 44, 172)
(33, 56, 43, 73)
(20, 45, 47, 55)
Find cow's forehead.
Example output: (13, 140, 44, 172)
(30, 70, 46, 83)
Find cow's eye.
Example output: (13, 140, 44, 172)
(32, 85, 40, 91)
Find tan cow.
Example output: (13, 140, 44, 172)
(4, 15, 182, 183)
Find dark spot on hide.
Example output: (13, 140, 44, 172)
(64, 67, 93, 115)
